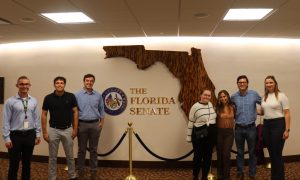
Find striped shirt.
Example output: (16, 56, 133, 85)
(186, 102, 216, 142)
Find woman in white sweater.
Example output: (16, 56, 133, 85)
(261, 75, 291, 180)
(186, 89, 217, 180)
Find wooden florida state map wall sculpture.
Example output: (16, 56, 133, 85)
(103, 45, 216, 118)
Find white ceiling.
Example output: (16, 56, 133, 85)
(1, 0, 300, 44)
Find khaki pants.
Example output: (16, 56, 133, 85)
(48, 127, 76, 180)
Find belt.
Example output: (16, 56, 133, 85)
(50, 125, 71, 130)
(235, 122, 255, 128)
(264, 117, 285, 122)
(79, 119, 99, 123)
(11, 129, 35, 136)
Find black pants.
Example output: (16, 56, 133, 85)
(192, 124, 217, 179)
(8, 130, 36, 180)
(263, 118, 286, 180)
(216, 128, 234, 180)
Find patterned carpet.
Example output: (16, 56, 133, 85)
(0, 159, 299, 180)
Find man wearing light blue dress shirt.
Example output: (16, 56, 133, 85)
(2, 76, 41, 180)
(75, 74, 105, 180)
(231, 75, 261, 180)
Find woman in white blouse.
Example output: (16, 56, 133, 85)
(261, 75, 291, 180)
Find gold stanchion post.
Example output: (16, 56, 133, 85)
(207, 166, 216, 180)
(125, 122, 137, 180)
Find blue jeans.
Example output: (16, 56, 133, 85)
(235, 124, 256, 177)
(263, 118, 285, 180)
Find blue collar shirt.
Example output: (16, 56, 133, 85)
(75, 89, 105, 121)
(231, 90, 261, 125)
(2, 93, 41, 142)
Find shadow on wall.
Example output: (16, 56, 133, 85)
(0, 77, 4, 104)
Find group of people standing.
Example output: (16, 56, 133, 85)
(187, 75, 291, 180)
(3, 74, 105, 180)
(2, 73, 291, 180)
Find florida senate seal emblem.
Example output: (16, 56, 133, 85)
(102, 87, 127, 116)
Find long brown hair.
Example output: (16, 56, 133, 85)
(216, 90, 235, 115)
(264, 75, 280, 101)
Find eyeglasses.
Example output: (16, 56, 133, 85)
(237, 81, 247, 84)
(18, 83, 30, 86)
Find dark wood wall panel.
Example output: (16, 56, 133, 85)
(103, 45, 216, 118)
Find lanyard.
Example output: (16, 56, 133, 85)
(21, 98, 28, 119)
(207, 104, 211, 126)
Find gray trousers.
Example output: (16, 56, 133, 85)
(77, 121, 101, 172)
(48, 127, 76, 180)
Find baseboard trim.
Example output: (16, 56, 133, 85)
(0, 152, 299, 168)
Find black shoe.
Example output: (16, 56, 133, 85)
(236, 173, 244, 180)
(249, 175, 255, 180)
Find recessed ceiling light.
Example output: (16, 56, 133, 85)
(41, 12, 94, 24)
(224, 8, 273, 21)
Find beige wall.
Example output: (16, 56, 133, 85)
(0, 37, 299, 161)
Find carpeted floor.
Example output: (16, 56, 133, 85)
(0, 159, 299, 180)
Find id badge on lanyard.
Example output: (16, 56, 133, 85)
(207, 104, 211, 127)
(22, 98, 29, 129)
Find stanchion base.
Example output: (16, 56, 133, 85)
(64, 166, 68, 171)
(207, 173, 216, 180)
(125, 175, 137, 180)
(265, 162, 271, 169)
